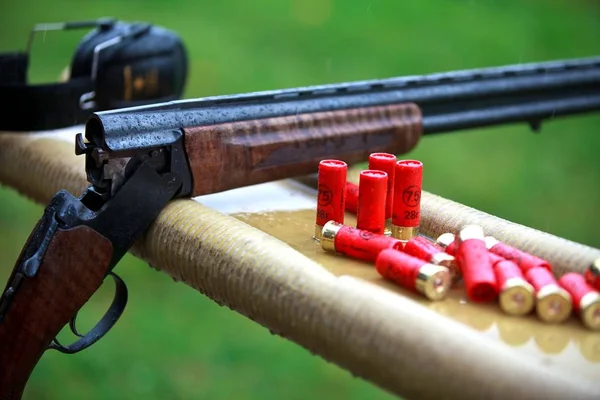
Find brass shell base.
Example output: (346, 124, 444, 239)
(499, 278, 535, 316)
(320, 221, 342, 252)
(580, 291, 600, 330)
(536, 285, 573, 323)
(391, 225, 419, 241)
(416, 264, 452, 301)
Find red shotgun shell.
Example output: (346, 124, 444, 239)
(320, 221, 404, 262)
(436, 233, 458, 256)
(315, 160, 347, 240)
(488, 252, 505, 266)
(376, 248, 452, 300)
(345, 182, 359, 214)
(525, 267, 572, 324)
(369, 153, 397, 232)
(493, 259, 535, 316)
(357, 170, 388, 235)
(558, 273, 600, 330)
(585, 258, 600, 291)
(484, 236, 552, 273)
(391, 160, 422, 241)
(456, 225, 498, 303)
(404, 236, 459, 281)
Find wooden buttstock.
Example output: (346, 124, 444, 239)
(183, 103, 422, 196)
(0, 226, 113, 400)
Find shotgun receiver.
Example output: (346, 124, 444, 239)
(1, 56, 600, 398)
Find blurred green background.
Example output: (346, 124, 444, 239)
(1, 0, 599, 398)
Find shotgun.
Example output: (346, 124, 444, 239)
(1, 55, 600, 398)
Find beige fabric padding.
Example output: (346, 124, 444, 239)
(1, 133, 599, 400)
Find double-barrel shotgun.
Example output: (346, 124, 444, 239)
(1, 55, 600, 398)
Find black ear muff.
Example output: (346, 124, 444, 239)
(70, 21, 187, 111)
(0, 18, 188, 132)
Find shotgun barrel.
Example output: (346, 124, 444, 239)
(91, 55, 600, 153)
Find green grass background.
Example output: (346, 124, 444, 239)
(0, 0, 599, 398)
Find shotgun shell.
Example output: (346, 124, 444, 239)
(357, 170, 388, 235)
(345, 182, 359, 214)
(315, 160, 347, 240)
(375, 248, 452, 300)
(321, 221, 403, 262)
(525, 267, 572, 324)
(493, 259, 535, 316)
(404, 236, 459, 281)
(488, 252, 505, 266)
(456, 225, 498, 303)
(585, 258, 600, 291)
(391, 160, 422, 241)
(558, 273, 600, 331)
(485, 236, 552, 273)
(369, 153, 397, 234)
(436, 232, 457, 256)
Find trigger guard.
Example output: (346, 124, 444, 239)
(49, 271, 128, 354)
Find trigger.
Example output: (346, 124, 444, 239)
(69, 313, 84, 338)
(48, 271, 128, 354)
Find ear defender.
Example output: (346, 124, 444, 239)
(0, 18, 188, 131)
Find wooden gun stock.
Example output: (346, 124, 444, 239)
(183, 103, 422, 196)
(0, 226, 113, 400)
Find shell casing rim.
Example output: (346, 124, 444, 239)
(457, 224, 485, 243)
(535, 284, 573, 323)
(391, 225, 419, 241)
(430, 252, 457, 269)
(415, 264, 452, 301)
(484, 235, 500, 250)
(499, 277, 535, 316)
(430, 252, 460, 280)
(320, 221, 342, 252)
(436, 232, 456, 249)
(580, 291, 600, 331)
